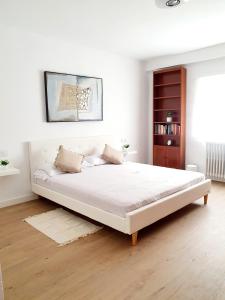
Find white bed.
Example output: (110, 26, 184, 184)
(29, 136, 211, 245)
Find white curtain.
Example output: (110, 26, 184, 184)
(191, 74, 225, 143)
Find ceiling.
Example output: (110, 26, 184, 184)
(1, 0, 225, 60)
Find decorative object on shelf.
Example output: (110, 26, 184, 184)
(166, 111, 173, 123)
(122, 143, 130, 151)
(122, 143, 130, 160)
(167, 139, 172, 146)
(120, 139, 137, 161)
(0, 159, 9, 170)
(44, 71, 103, 122)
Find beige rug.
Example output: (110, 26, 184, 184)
(0, 265, 3, 300)
(24, 208, 102, 246)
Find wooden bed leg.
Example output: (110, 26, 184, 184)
(131, 232, 138, 246)
(204, 194, 208, 205)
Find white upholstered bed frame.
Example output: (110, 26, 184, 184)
(29, 135, 211, 245)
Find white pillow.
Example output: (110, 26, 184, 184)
(37, 160, 93, 176)
(84, 155, 107, 166)
(33, 169, 50, 182)
(82, 160, 94, 168)
(38, 163, 65, 177)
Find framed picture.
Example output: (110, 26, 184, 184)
(44, 71, 103, 122)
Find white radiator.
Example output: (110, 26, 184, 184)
(206, 142, 225, 181)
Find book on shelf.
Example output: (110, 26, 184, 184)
(154, 123, 180, 135)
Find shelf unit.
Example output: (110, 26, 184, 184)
(153, 66, 186, 169)
(154, 82, 181, 87)
(154, 96, 180, 100)
(0, 167, 20, 177)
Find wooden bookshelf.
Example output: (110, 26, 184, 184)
(154, 96, 180, 100)
(153, 66, 186, 169)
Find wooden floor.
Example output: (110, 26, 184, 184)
(1, 182, 225, 300)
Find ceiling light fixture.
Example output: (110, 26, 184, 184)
(166, 0, 180, 7)
(155, 0, 189, 9)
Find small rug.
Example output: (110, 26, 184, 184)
(0, 265, 3, 300)
(24, 208, 102, 246)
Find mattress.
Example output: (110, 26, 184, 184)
(34, 162, 205, 217)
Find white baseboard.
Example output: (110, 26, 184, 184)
(0, 194, 38, 208)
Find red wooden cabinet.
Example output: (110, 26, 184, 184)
(153, 146, 166, 167)
(153, 146, 180, 169)
(153, 66, 186, 169)
(166, 147, 180, 169)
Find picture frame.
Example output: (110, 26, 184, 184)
(44, 71, 103, 122)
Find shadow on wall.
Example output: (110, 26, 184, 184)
(40, 70, 47, 123)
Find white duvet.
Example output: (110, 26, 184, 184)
(34, 162, 205, 217)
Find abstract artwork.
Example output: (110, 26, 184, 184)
(44, 71, 103, 122)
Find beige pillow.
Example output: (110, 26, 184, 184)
(102, 144, 123, 165)
(54, 145, 83, 173)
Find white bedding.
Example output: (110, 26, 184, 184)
(34, 162, 205, 217)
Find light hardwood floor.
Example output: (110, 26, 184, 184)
(0, 182, 225, 300)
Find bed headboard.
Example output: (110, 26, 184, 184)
(29, 135, 119, 176)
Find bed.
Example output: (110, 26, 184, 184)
(29, 135, 211, 245)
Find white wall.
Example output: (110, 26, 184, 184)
(0, 25, 147, 206)
(147, 57, 225, 173)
